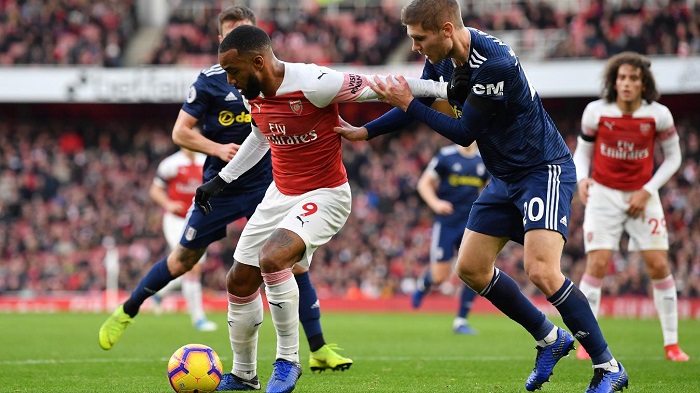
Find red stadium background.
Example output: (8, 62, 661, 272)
(2, 0, 700, 319)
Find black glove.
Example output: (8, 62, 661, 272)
(447, 64, 471, 104)
(194, 175, 228, 216)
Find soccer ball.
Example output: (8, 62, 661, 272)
(167, 343, 224, 393)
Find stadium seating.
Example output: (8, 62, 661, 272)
(0, 0, 137, 66)
(0, 104, 698, 299)
(1, 0, 699, 301)
(4, 1, 699, 66)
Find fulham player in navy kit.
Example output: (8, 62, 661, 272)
(336, 1, 628, 392)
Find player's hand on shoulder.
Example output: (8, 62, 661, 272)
(334, 117, 368, 141)
(576, 178, 593, 206)
(194, 175, 228, 216)
(218, 143, 240, 162)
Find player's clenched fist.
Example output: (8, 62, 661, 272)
(194, 175, 228, 215)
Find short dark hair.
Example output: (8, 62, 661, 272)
(218, 5, 256, 34)
(401, 0, 463, 32)
(602, 51, 659, 103)
(219, 25, 271, 55)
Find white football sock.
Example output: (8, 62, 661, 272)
(182, 278, 205, 324)
(579, 274, 603, 318)
(536, 326, 559, 347)
(593, 358, 619, 372)
(263, 269, 300, 364)
(228, 291, 263, 378)
(652, 275, 679, 346)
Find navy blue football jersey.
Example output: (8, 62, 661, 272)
(428, 145, 489, 226)
(182, 65, 272, 194)
(461, 28, 571, 181)
(405, 28, 572, 183)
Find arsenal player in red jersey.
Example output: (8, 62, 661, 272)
(573, 51, 689, 362)
(195, 24, 448, 392)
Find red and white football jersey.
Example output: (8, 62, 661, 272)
(581, 99, 677, 191)
(221, 62, 445, 195)
(246, 62, 384, 195)
(154, 150, 206, 217)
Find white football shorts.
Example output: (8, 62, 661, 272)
(583, 181, 668, 252)
(234, 181, 351, 269)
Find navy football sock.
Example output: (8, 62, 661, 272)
(480, 268, 554, 341)
(123, 258, 174, 318)
(548, 278, 612, 364)
(420, 269, 433, 292)
(457, 284, 477, 319)
(296, 271, 324, 352)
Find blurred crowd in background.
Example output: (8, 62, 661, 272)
(1, 0, 700, 301)
(1, 0, 700, 66)
(0, 105, 699, 299)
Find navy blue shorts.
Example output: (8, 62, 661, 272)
(467, 160, 575, 244)
(430, 222, 466, 262)
(179, 186, 267, 249)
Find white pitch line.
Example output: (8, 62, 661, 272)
(0, 354, 655, 366)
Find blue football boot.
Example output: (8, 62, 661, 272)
(525, 328, 575, 391)
(266, 359, 302, 393)
(216, 373, 261, 391)
(585, 362, 629, 393)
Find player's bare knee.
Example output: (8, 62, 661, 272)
(258, 251, 290, 273)
(455, 262, 484, 289)
(641, 250, 669, 277)
(645, 259, 671, 279)
(524, 262, 556, 289)
(585, 252, 609, 277)
(169, 246, 205, 273)
(226, 261, 262, 296)
(259, 229, 305, 273)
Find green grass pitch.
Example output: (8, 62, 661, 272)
(2, 312, 698, 392)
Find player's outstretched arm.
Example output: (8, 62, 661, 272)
(308, 67, 447, 109)
(368, 74, 481, 147)
(348, 74, 447, 104)
(354, 65, 470, 141)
